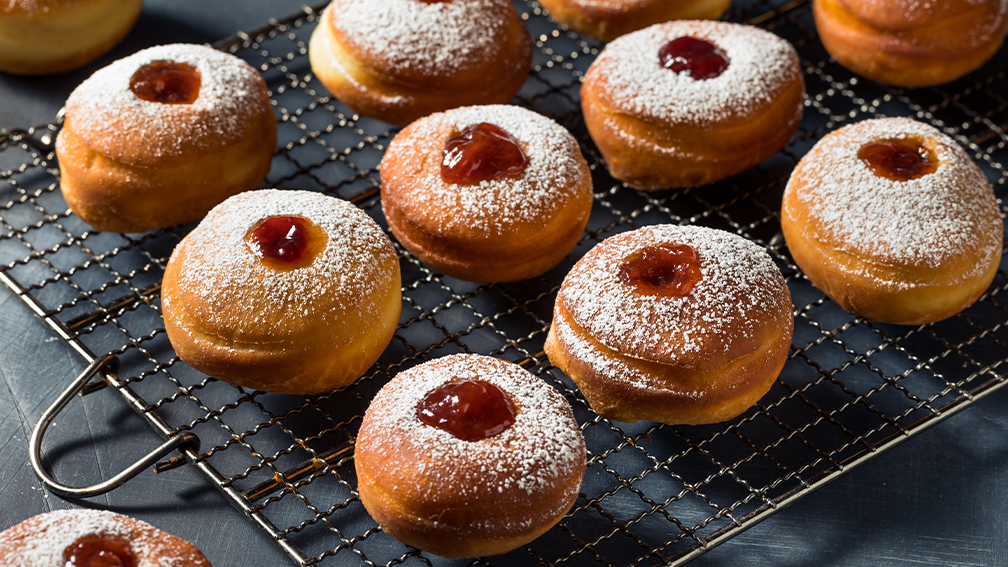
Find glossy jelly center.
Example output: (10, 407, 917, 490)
(64, 535, 136, 567)
(130, 61, 201, 104)
(659, 37, 729, 80)
(417, 380, 517, 442)
(619, 244, 702, 297)
(857, 139, 938, 182)
(246, 216, 326, 270)
(441, 122, 529, 185)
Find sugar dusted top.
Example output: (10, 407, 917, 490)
(585, 20, 800, 127)
(166, 189, 397, 341)
(64, 43, 270, 166)
(357, 354, 585, 509)
(380, 105, 591, 238)
(0, 509, 208, 567)
(558, 225, 792, 375)
(783, 117, 1001, 289)
(328, 0, 513, 79)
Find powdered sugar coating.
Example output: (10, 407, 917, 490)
(554, 309, 665, 390)
(167, 189, 397, 339)
(358, 354, 585, 508)
(783, 117, 1001, 288)
(0, 509, 208, 567)
(329, 0, 509, 78)
(65, 43, 269, 165)
(381, 105, 590, 235)
(558, 225, 792, 377)
(586, 21, 800, 127)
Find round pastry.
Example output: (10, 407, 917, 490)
(308, 0, 532, 126)
(380, 105, 593, 282)
(539, 0, 730, 42)
(0, 509, 211, 566)
(355, 353, 586, 558)
(0, 0, 141, 75)
(781, 117, 1003, 325)
(162, 189, 401, 394)
(813, 0, 1007, 87)
(545, 225, 794, 425)
(580, 20, 805, 190)
(56, 43, 276, 233)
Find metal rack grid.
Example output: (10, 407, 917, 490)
(2, 0, 1007, 564)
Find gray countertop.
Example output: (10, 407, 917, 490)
(2, 2, 1007, 566)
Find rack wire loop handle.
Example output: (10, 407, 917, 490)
(29, 354, 201, 498)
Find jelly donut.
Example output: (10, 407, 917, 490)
(781, 118, 1002, 325)
(308, 0, 532, 126)
(539, 0, 730, 42)
(380, 105, 593, 282)
(813, 0, 1007, 87)
(56, 43, 276, 233)
(355, 354, 586, 558)
(545, 225, 794, 425)
(0, 509, 211, 566)
(0, 0, 141, 75)
(162, 189, 401, 394)
(581, 21, 804, 190)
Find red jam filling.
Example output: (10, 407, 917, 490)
(659, 37, 729, 80)
(441, 123, 529, 185)
(417, 380, 517, 442)
(619, 244, 702, 297)
(857, 139, 938, 182)
(130, 61, 201, 104)
(246, 215, 327, 270)
(64, 535, 136, 567)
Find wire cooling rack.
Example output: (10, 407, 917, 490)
(2, 0, 1008, 564)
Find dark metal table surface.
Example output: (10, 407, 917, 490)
(2, 2, 1008, 567)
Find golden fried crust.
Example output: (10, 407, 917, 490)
(3, 0, 89, 13)
(582, 74, 804, 189)
(0, 510, 211, 566)
(308, 1, 532, 126)
(380, 105, 593, 282)
(57, 110, 276, 233)
(0, 0, 141, 75)
(544, 225, 794, 425)
(163, 273, 402, 396)
(782, 216, 1000, 325)
(381, 194, 588, 282)
(539, 0, 730, 41)
(355, 355, 586, 557)
(781, 119, 1002, 325)
(545, 300, 790, 425)
(580, 21, 805, 190)
(813, 0, 1007, 86)
(837, 0, 977, 28)
(162, 190, 402, 395)
(357, 465, 582, 558)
